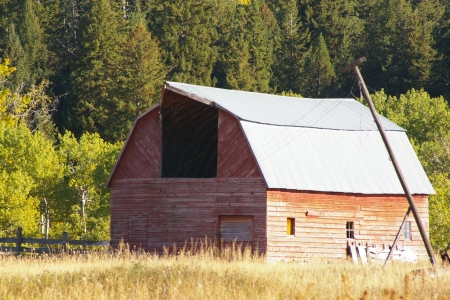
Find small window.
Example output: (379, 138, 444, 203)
(346, 222, 354, 239)
(403, 221, 411, 240)
(287, 218, 295, 235)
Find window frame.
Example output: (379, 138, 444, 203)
(346, 221, 355, 239)
(287, 218, 295, 236)
(403, 221, 412, 240)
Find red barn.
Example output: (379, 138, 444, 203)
(106, 82, 434, 261)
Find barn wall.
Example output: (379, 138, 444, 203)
(217, 110, 262, 178)
(110, 178, 267, 253)
(111, 108, 161, 182)
(266, 190, 429, 261)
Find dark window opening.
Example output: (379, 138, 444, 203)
(346, 221, 354, 239)
(162, 95, 218, 178)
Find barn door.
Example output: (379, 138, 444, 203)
(128, 214, 148, 250)
(219, 216, 253, 250)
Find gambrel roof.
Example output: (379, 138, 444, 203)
(107, 82, 434, 195)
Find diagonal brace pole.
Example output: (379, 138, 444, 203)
(339, 57, 436, 268)
(383, 207, 411, 267)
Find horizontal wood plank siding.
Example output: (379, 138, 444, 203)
(266, 190, 429, 261)
(217, 111, 262, 178)
(110, 178, 267, 254)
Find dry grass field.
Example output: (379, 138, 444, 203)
(0, 243, 449, 300)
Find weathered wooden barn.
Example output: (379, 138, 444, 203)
(106, 82, 434, 261)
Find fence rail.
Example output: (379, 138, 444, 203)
(0, 227, 109, 254)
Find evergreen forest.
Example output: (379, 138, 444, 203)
(1, 0, 450, 249)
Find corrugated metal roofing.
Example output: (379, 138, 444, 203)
(166, 82, 404, 131)
(241, 122, 434, 194)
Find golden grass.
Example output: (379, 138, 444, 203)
(0, 243, 449, 300)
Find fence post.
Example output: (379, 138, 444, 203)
(62, 232, 67, 253)
(16, 227, 22, 254)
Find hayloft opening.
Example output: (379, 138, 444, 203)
(161, 93, 218, 178)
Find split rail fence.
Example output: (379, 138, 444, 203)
(0, 227, 109, 254)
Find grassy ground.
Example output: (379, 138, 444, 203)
(0, 244, 449, 299)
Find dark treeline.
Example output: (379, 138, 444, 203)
(1, 0, 449, 142)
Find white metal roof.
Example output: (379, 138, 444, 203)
(160, 82, 434, 194)
(240, 122, 434, 194)
(166, 82, 404, 131)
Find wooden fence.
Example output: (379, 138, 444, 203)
(0, 227, 109, 254)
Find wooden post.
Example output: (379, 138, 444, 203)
(62, 232, 68, 253)
(16, 227, 22, 254)
(339, 57, 437, 267)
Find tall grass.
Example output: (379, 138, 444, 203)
(0, 242, 449, 299)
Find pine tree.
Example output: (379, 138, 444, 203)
(299, 0, 363, 94)
(108, 3, 166, 140)
(300, 33, 335, 97)
(267, 0, 309, 93)
(4, 23, 28, 91)
(148, 0, 218, 86)
(217, 3, 255, 91)
(17, 0, 48, 89)
(71, 0, 125, 140)
(0, 0, 20, 54)
(364, 0, 442, 95)
(426, 0, 450, 100)
(245, 0, 275, 92)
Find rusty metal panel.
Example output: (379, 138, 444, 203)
(241, 121, 434, 195)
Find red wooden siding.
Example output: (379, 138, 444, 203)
(266, 190, 429, 261)
(110, 178, 267, 254)
(217, 110, 262, 178)
(129, 214, 148, 249)
(111, 108, 161, 183)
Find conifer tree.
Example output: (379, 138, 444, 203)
(17, 0, 48, 89)
(298, 0, 363, 94)
(427, 0, 450, 100)
(108, 3, 166, 141)
(300, 33, 335, 97)
(217, 3, 255, 91)
(364, 0, 442, 95)
(245, 0, 275, 92)
(267, 0, 309, 93)
(148, 0, 218, 86)
(71, 0, 125, 140)
(4, 23, 28, 90)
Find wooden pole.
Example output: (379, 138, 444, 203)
(383, 207, 411, 267)
(339, 57, 437, 267)
(62, 231, 68, 253)
(16, 227, 22, 254)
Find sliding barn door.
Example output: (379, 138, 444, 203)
(219, 216, 253, 249)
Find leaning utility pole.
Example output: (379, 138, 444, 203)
(339, 57, 436, 267)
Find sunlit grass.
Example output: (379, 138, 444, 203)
(0, 242, 449, 299)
